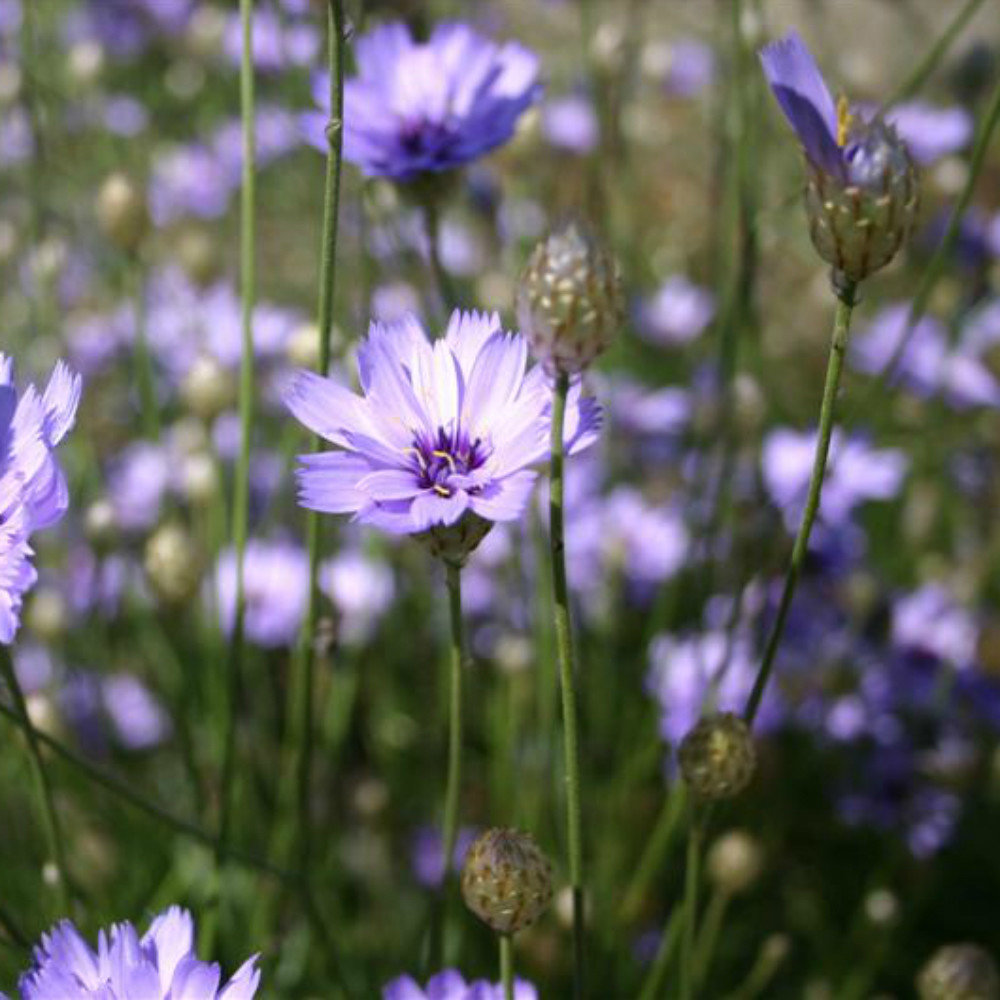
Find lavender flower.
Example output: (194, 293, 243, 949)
(884, 101, 973, 166)
(7, 906, 259, 999)
(309, 22, 540, 180)
(0, 356, 81, 644)
(284, 310, 599, 562)
(215, 539, 309, 648)
(383, 971, 537, 1000)
(541, 94, 599, 154)
(636, 275, 715, 346)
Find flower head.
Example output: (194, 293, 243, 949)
(284, 310, 600, 563)
(0, 356, 81, 644)
(316, 21, 540, 180)
(760, 32, 918, 283)
(12, 906, 260, 1000)
(383, 971, 537, 1000)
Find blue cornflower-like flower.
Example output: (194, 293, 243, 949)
(284, 310, 599, 558)
(759, 31, 918, 283)
(383, 970, 537, 1000)
(0, 356, 81, 644)
(306, 21, 540, 180)
(5, 906, 260, 1000)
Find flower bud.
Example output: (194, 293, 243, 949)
(706, 829, 763, 895)
(26, 589, 68, 642)
(461, 827, 553, 935)
(84, 499, 117, 550)
(417, 514, 493, 570)
(678, 712, 756, 800)
(180, 452, 220, 505)
(175, 227, 221, 286)
(918, 945, 1000, 1000)
(805, 119, 918, 288)
(181, 355, 236, 422)
(97, 172, 149, 254)
(145, 524, 202, 605)
(517, 223, 623, 374)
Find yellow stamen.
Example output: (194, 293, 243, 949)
(836, 95, 852, 148)
(403, 446, 426, 471)
(433, 484, 451, 497)
(431, 449, 457, 473)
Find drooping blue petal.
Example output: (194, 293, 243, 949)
(759, 31, 844, 177)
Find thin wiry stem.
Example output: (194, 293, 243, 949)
(218, 0, 257, 857)
(0, 645, 69, 912)
(885, 0, 987, 108)
(131, 265, 160, 440)
(679, 805, 703, 1000)
(500, 935, 514, 1000)
(854, 72, 1000, 419)
(550, 371, 586, 998)
(423, 198, 458, 317)
(744, 285, 857, 724)
(0, 698, 298, 885)
(292, 0, 345, 892)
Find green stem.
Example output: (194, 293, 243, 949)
(856, 72, 1000, 417)
(428, 562, 465, 969)
(636, 906, 684, 1000)
(744, 287, 856, 724)
(619, 782, 687, 924)
(549, 371, 585, 998)
(296, 0, 345, 893)
(0, 699, 298, 884)
(218, 0, 256, 857)
(423, 199, 458, 316)
(0, 646, 69, 913)
(680, 806, 703, 1000)
(500, 935, 514, 1000)
(131, 265, 159, 440)
(885, 0, 987, 107)
(441, 563, 465, 881)
(694, 890, 730, 990)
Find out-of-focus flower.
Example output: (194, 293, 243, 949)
(662, 38, 716, 97)
(383, 971, 537, 1000)
(216, 539, 309, 648)
(108, 442, 172, 532)
(411, 826, 476, 889)
(284, 310, 600, 562)
(10, 906, 260, 999)
(222, 2, 318, 73)
(636, 275, 715, 345)
(74, 0, 194, 58)
(852, 302, 1000, 408)
(892, 584, 978, 670)
(321, 548, 395, 646)
(541, 94, 599, 153)
(762, 427, 908, 529)
(102, 673, 172, 750)
(759, 31, 918, 283)
(307, 22, 540, 180)
(884, 101, 973, 166)
(0, 356, 81, 644)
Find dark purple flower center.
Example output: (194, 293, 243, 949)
(410, 426, 487, 497)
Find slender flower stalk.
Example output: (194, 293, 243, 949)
(0, 646, 69, 914)
(441, 563, 465, 888)
(744, 284, 857, 723)
(680, 807, 703, 1000)
(423, 198, 458, 317)
(218, 0, 256, 856)
(131, 267, 160, 441)
(549, 371, 586, 996)
(500, 936, 514, 1000)
(290, 0, 345, 890)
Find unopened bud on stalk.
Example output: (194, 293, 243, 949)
(760, 33, 918, 292)
(97, 172, 149, 254)
(917, 944, 1000, 1000)
(679, 712, 756, 800)
(461, 828, 553, 935)
(145, 523, 202, 604)
(707, 829, 763, 895)
(175, 227, 221, 285)
(181, 355, 236, 422)
(26, 589, 68, 642)
(517, 223, 623, 374)
(84, 499, 117, 549)
(180, 452, 220, 505)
